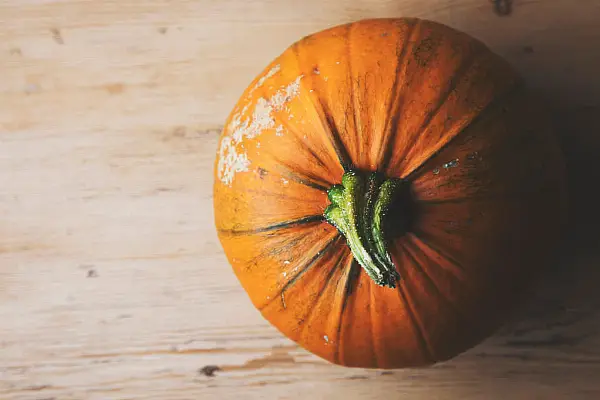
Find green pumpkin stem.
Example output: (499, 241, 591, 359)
(324, 170, 404, 288)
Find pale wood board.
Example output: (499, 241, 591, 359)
(1, 0, 600, 399)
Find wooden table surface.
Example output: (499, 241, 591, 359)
(2, 0, 600, 399)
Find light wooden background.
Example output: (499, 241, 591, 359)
(1, 1, 600, 399)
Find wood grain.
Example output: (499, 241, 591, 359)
(1, 0, 599, 399)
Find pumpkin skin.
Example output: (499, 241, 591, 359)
(213, 18, 567, 369)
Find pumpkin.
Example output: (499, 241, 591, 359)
(213, 17, 567, 369)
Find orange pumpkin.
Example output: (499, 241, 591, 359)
(213, 18, 567, 369)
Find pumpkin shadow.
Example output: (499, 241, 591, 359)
(439, 1, 600, 362)
(491, 105, 600, 350)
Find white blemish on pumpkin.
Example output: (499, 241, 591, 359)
(309, 89, 314, 93)
(281, 293, 287, 309)
(275, 125, 284, 137)
(283, 260, 290, 265)
(324, 77, 329, 82)
(324, 335, 329, 343)
(336, 61, 340, 64)
(254, 64, 281, 90)
(256, 142, 261, 148)
(443, 158, 460, 169)
(282, 271, 287, 277)
(303, 134, 307, 139)
(281, 178, 289, 186)
(217, 137, 251, 183)
(218, 74, 304, 185)
(238, 103, 250, 118)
